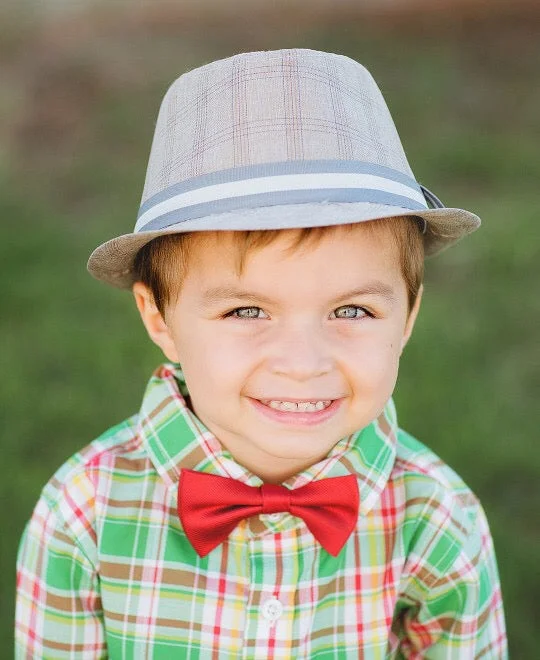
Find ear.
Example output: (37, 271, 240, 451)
(132, 282, 180, 363)
(400, 284, 423, 354)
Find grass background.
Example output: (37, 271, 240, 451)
(2, 3, 539, 655)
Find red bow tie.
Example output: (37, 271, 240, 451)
(178, 469, 359, 557)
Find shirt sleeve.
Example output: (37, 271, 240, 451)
(15, 495, 107, 659)
(395, 503, 507, 659)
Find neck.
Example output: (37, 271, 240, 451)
(224, 437, 329, 484)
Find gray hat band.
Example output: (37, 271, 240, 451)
(135, 159, 427, 233)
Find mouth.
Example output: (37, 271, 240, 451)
(249, 397, 343, 426)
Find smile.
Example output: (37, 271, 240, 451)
(249, 397, 343, 426)
(258, 399, 332, 413)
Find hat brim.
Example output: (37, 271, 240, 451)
(87, 202, 480, 289)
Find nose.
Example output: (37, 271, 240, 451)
(266, 323, 333, 381)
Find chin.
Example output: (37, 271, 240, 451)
(258, 438, 336, 461)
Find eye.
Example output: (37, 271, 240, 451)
(331, 305, 371, 319)
(225, 306, 268, 319)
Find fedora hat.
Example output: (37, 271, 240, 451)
(87, 48, 480, 288)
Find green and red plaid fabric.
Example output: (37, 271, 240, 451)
(16, 363, 507, 658)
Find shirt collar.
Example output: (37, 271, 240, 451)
(138, 363, 397, 515)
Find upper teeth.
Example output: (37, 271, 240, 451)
(261, 400, 331, 412)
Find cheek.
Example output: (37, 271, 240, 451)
(176, 327, 254, 389)
(348, 334, 403, 389)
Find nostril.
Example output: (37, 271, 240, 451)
(268, 352, 333, 380)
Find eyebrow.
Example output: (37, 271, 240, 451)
(332, 283, 397, 304)
(199, 287, 277, 308)
(199, 281, 397, 307)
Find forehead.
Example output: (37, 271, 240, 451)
(183, 224, 403, 291)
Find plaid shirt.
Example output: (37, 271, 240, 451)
(16, 363, 507, 659)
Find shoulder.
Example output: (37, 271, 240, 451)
(391, 428, 486, 577)
(394, 428, 478, 510)
(35, 413, 143, 542)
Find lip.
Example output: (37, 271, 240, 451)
(258, 397, 332, 404)
(248, 397, 344, 426)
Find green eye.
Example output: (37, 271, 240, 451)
(332, 305, 368, 319)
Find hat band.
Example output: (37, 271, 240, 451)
(135, 160, 427, 233)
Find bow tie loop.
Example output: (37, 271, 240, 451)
(178, 469, 359, 557)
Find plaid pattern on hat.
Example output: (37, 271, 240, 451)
(16, 364, 507, 658)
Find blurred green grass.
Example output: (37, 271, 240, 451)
(2, 8, 539, 655)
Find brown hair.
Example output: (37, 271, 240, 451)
(133, 217, 424, 318)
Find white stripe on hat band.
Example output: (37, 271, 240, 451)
(138, 160, 422, 215)
(135, 172, 426, 232)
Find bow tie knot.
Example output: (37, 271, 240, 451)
(260, 484, 291, 515)
(178, 469, 359, 557)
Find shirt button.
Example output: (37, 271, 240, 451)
(261, 597, 283, 622)
(259, 512, 284, 523)
(267, 512, 284, 523)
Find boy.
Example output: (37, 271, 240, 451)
(16, 49, 507, 658)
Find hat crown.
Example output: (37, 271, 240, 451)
(141, 48, 414, 207)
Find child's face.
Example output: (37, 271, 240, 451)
(135, 226, 421, 483)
